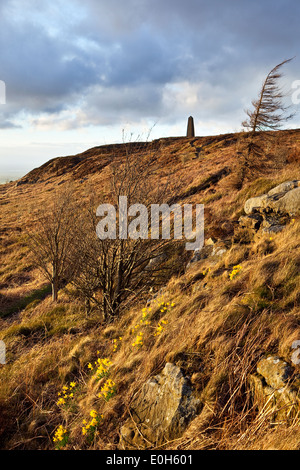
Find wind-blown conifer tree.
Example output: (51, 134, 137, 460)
(237, 58, 295, 187)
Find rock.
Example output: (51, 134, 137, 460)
(262, 225, 285, 234)
(205, 237, 216, 246)
(271, 187, 300, 216)
(186, 246, 214, 269)
(145, 253, 167, 271)
(257, 356, 293, 389)
(244, 180, 300, 217)
(268, 180, 300, 196)
(238, 214, 263, 230)
(244, 194, 269, 215)
(212, 247, 227, 257)
(242, 180, 299, 237)
(249, 355, 299, 422)
(186, 238, 228, 270)
(120, 363, 200, 449)
(261, 215, 284, 229)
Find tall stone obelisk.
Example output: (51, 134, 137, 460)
(186, 116, 195, 137)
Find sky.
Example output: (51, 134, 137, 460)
(1, 0, 300, 180)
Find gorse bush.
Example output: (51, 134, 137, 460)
(229, 265, 242, 280)
(82, 410, 103, 442)
(132, 331, 144, 348)
(88, 357, 112, 380)
(53, 425, 69, 450)
(98, 379, 117, 401)
(154, 319, 168, 337)
(56, 381, 77, 408)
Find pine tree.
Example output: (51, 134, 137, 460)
(236, 58, 295, 188)
(242, 58, 294, 132)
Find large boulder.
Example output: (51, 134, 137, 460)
(270, 187, 300, 216)
(244, 194, 269, 215)
(120, 363, 200, 449)
(244, 180, 300, 217)
(268, 180, 300, 196)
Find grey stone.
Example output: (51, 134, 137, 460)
(238, 214, 263, 230)
(244, 180, 300, 217)
(145, 253, 167, 271)
(272, 187, 300, 216)
(244, 194, 269, 215)
(249, 355, 299, 422)
(262, 225, 285, 234)
(120, 363, 200, 449)
(185, 246, 214, 270)
(211, 247, 227, 257)
(268, 180, 300, 197)
(257, 356, 293, 389)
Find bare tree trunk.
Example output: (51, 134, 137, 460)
(52, 279, 58, 302)
(52, 262, 59, 302)
(85, 298, 91, 315)
(26, 184, 79, 304)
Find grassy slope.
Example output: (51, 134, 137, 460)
(0, 130, 299, 450)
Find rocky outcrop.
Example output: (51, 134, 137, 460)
(256, 356, 293, 389)
(249, 355, 300, 422)
(239, 180, 299, 236)
(120, 363, 200, 449)
(244, 180, 300, 217)
(186, 238, 229, 270)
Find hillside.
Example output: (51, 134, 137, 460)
(0, 129, 300, 450)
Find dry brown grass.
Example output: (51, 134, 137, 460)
(0, 130, 299, 449)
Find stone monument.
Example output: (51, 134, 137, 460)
(186, 116, 195, 137)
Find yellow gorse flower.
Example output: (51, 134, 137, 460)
(229, 265, 242, 280)
(53, 425, 69, 448)
(131, 307, 152, 334)
(82, 410, 104, 439)
(93, 358, 112, 379)
(112, 336, 123, 352)
(154, 319, 168, 337)
(56, 381, 78, 407)
(98, 379, 116, 401)
(56, 397, 66, 406)
(132, 331, 143, 347)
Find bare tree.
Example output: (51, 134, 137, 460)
(72, 143, 183, 321)
(26, 186, 80, 302)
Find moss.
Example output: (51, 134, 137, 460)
(3, 320, 51, 339)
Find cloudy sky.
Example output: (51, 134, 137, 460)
(0, 0, 300, 179)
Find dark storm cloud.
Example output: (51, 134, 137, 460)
(0, 0, 300, 130)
